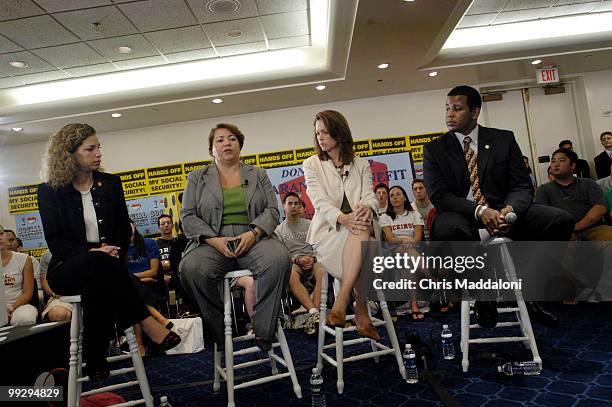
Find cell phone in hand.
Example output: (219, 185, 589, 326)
(227, 238, 241, 253)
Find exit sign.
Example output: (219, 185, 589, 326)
(536, 67, 559, 84)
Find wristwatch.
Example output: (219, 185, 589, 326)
(249, 225, 260, 242)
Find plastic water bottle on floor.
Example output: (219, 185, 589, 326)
(159, 395, 172, 406)
(441, 324, 455, 360)
(310, 368, 326, 407)
(498, 361, 541, 376)
(403, 344, 418, 384)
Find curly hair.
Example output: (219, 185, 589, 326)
(42, 124, 97, 189)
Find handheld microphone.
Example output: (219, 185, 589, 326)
(505, 212, 517, 224)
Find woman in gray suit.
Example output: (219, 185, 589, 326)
(179, 123, 291, 350)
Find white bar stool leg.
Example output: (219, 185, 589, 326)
(335, 326, 344, 394)
(366, 302, 379, 363)
(377, 291, 405, 379)
(67, 302, 81, 407)
(316, 271, 328, 374)
(223, 277, 235, 407)
(460, 300, 470, 372)
(276, 321, 302, 398)
(125, 326, 154, 407)
(268, 350, 279, 375)
(213, 343, 221, 392)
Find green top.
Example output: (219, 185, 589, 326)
(606, 188, 612, 211)
(222, 186, 250, 225)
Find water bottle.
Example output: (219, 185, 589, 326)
(441, 324, 455, 360)
(159, 395, 172, 407)
(498, 361, 541, 376)
(310, 368, 326, 407)
(403, 344, 418, 384)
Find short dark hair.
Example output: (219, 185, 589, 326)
(208, 123, 245, 156)
(158, 214, 172, 226)
(601, 131, 612, 140)
(374, 183, 389, 193)
(552, 148, 578, 165)
(282, 192, 300, 204)
(3, 229, 16, 238)
(313, 110, 355, 164)
(15, 237, 23, 248)
(447, 85, 482, 111)
(411, 179, 425, 188)
(558, 140, 573, 148)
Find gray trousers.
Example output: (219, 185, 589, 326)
(180, 225, 291, 344)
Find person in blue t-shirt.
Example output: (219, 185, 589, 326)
(127, 220, 172, 356)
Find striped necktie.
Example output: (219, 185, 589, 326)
(463, 136, 487, 205)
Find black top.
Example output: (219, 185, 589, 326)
(37, 171, 131, 272)
(595, 151, 612, 180)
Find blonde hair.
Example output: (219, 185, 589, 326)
(42, 123, 97, 189)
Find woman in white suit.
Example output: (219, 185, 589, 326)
(303, 110, 380, 340)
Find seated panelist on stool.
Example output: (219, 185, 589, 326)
(179, 123, 291, 351)
(423, 86, 575, 328)
(38, 123, 180, 380)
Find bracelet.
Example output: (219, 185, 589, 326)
(477, 205, 488, 219)
(250, 228, 260, 242)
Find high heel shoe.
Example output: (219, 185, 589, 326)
(154, 330, 181, 352)
(165, 321, 174, 330)
(356, 324, 380, 341)
(326, 310, 346, 327)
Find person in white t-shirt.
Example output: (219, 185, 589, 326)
(379, 186, 426, 321)
(1, 229, 37, 325)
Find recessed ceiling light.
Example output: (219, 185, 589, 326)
(111, 112, 122, 118)
(428, 71, 438, 77)
(402, 0, 415, 2)
(212, 98, 223, 104)
(226, 30, 243, 38)
(9, 61, 29, 69)
(115, 46, 132, 54)
(11, 127, 23, 132)
(531, 59, 542, 65)
(315, 84, 326, 91)
(377, 63, 389, 69)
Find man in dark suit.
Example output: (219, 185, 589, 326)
(558, 140, 591, 179)
(594, 131, 612, 179)
(423, 85, 574, 328)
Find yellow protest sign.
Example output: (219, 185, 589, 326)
(8, 184, 39, 214)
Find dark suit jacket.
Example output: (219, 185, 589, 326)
(594, 151, 612, 179)
(423, 125, 533, 219)
(574, 158, 591, 179)
(38, 171, 132, 272)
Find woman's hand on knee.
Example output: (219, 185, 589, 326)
(91, 244, 120, 257)
(339, 212, 370, 235)
(234, 231, 256, 257)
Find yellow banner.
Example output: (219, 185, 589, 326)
(8, 184, 39, 214)
(22, 247, 48, 261)
(257, 149, 296, 168)
(147, 164, 185, 194)
(117, 169, 149, 199)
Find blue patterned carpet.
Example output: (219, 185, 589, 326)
(99, 302, 612, 406)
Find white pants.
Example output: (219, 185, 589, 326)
(10, 304, 38, 326)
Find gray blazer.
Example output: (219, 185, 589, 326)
(180, 163, 280, 256)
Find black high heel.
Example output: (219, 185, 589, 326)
(156, 330, 181, 352)
(165, 321, 174, 330)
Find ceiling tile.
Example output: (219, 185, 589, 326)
(555, 0, 599, 5)
(164, 48, 217, 62)
(543, 2, 600, 18)
(216, 41, 266, 57)
(591, 0, 612, 12)
(187, 0, 259, 24)
(256, 0, 307, 15)
(53, 6, 138, 40)
(0, 51, 58, 75)
(0, 15, 80, 48)
(35, 0, 112, 13)
(268, 35, 309, 50)
(113, 55, 167, 70)
(87, 34, 159, 61)
(145, 26, 211, 54)
(0, 0, 44, 21)
(505, 0, 556, 11)
(32, 43, 106, 68)
(457, 13, 498, 28)
(492, 8, 548, 24)
(64, 63, 119, 77)
(0, 35, 22, 54)
(203, 17, 264, 47)
(0, 76, 25, 89)
(261, 10, 309, 39)
(119, 0, 198, 32)
(465, 0, 509, 15)
(15, 70, 71, 85)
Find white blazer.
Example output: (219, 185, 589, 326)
(303, 155, 379, 246)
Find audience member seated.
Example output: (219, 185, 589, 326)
(4, 231, 41, 292)
(380, 186, 426, 321)
(535, 148, 612, 241)
(38, 123, 179, 380)
(275, 192, 325, 335)
(1, 229, 37, 325)
(127, 220, 172, 356)
(559, 139, 591, 179)
(594, 131, 612, 180)
(410, 179, 435, 240)
(523, 156, 537, 188)
(374, 183, 389, 216)
(299, 199, 308, 219)
(596, 166, 612, 219)
(39, 250, 72, 322)
(303, 110, 381, 340)
(179, 123, 290, 351)
(156, 214, 174, 286)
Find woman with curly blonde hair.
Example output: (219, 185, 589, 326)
(38, 124, 180, 380)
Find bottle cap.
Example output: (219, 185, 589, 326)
(312, 368, 318, 374)
(497, 366, 503, 372)
(160, 396, 168, 402)
(443, 324, 448, 329)
(405, 344, 411, 349)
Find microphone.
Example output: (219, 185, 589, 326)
(505, 212, 517, 224)
(243, 179, 249, 188)
(343, 170, 349, 179)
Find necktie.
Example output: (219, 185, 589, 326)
(463, 136, 487, 205)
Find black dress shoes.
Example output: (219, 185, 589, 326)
(474, 300, 498, 328)
(526, 301, 559, 328)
